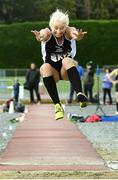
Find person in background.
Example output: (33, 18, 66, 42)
(31, 9, 88, 120)
(13, 79, 20, 103)
(3, 98, 14, 112)
(83, 61, 95, 103)
(102, 67, 113, 105)
(108, 68, 118, 114)
(26, 63, 41, 104)
(67, 62, 84, 103)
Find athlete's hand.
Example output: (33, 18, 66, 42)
(31, 30, 45, 41)
(31, 30, 40, 41)
(71, 29, 87, 40)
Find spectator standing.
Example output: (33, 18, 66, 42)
(102, 67, 113, 105)
(83, 61, 95, 103)
(26, 63, 41, 104)
(108, 68, 118, 114)
(13, 79, 20, 103)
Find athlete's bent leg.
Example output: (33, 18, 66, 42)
(40, 63, 64, 120)
(62, 58, 88, 107)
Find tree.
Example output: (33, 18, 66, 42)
(34, 0, 76, 20)
(76, 0, 118, 19)
(0, 0, 14, 24)
(0, 0, 118, 24)
(0, 0, 76, 23)
(0, 0, 40, 23)
(112, 0, 118, 18)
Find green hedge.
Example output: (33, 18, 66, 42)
(0, 20, 118, 68)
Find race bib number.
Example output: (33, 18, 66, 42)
(51, 52, 71, 62)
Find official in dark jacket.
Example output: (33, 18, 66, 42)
(83, 61, 94, 102)
(26, 63, 41, 104)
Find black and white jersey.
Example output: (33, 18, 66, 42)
(41, 33, 76, 63)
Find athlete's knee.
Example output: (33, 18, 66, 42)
(40, 63, 52, 76)
(62, 57, 75, 69)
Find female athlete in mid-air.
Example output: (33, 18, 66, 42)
(31, 9, 88, 120)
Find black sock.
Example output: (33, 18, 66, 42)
(116, 102, 118, 111)
(67, 66, 82, 93)
(43, 76, 60, 104)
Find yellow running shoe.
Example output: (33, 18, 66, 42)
(55, 103, 64, 120)
(79, 101, 88, 108)
(77, 92, 88, 108)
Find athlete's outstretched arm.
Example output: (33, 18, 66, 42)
(66, 27, 87, 41)
(31, 28, 51, 42)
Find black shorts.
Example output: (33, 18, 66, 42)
(48, 60, 63, 80)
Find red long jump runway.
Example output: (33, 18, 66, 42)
(0, 104, 108, 171)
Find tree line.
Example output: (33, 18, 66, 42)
(0, 0, 118, 24)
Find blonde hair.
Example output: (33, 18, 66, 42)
(49, 9, 69, 27)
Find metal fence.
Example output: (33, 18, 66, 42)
(0, 68, 116, 103)
(0, 69, 70, 102)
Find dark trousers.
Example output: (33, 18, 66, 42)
(84, 84, 93, 102)
(103, 88, 112, 104)
(29, 86, 41, 103)
(14, 92, 19, 102)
